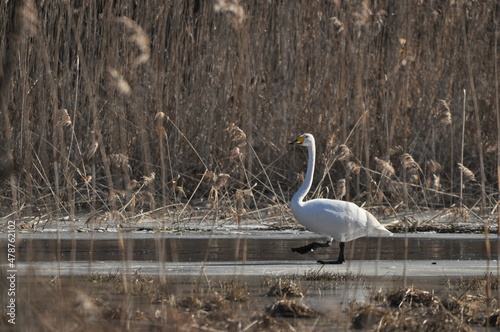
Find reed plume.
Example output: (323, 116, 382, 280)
(435, 100, 452, 126)
(116, 16, 150, 67)
(401, 153, 421, 184)
(375, 157, 395, 178)
(214, 0, 247, 25)
(108, 67, 131, 95)
(457, 163, 477, 183)
(334, 179, 346, 200)
(54, 109, 72, 128)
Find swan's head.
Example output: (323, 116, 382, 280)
(290, 133, 315, 147)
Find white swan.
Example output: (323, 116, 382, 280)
(290, 133, 392, 264)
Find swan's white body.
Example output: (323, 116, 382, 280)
(290, 133, 392, 243)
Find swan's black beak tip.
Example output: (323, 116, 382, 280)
(290, 135, 306, 145)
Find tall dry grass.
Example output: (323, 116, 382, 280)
(0, 0, 498, 221)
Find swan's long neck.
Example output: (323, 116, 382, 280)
(292, 142, 315, 204)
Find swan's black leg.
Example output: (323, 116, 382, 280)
(291, 241, 331, 254)
(317, 242, 345, 264)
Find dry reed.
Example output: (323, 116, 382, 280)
(0, 1, 498, 221)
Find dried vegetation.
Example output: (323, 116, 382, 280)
(350, 280, 500, 331)
(5, 272, 500, 331)
(0, 2, 498, 225)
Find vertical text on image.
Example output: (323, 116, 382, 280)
(6, 220, 16, 325)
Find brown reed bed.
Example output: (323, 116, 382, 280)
(0, 1, 498, 226)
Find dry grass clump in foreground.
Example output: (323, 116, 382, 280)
(5, 272, 500, 331)
(266, 299, 322, 319)
(265, 278, 304, 298)
(350, 283, 500, 331)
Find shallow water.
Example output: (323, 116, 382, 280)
(14, 233, 499, 263)
(5, 232, 498, 279)
(2, 232, 499, 331)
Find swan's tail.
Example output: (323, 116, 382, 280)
(365, 210, 393, 236)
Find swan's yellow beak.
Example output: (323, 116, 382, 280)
(290, 135, 305, 145)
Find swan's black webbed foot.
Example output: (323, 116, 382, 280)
(291, 241, 331, 254)
(317, 242, 345, 264)
(317, 259, 344, 265)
